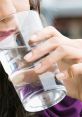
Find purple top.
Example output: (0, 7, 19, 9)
(19, 84, 82, 117)
(38, 96, 82, 117)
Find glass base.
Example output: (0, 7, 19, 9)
(23, 85, 66, 112)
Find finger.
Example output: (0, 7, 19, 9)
(34, 46, 65, 74)
(24, 37, 59, 62)
(34, 46, 82, 74)
(25, 36, 82, 62)
(69, 63, 82, 75)
(56, 63, 82, 81)
(29, 26, 61, 44)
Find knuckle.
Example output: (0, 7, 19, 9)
(58, 45, 66, 52)
(70, 65, 75, 72)
(69, 65, 78, 75)
(47, 26, 62, 36)
(48, 26, 55, 31)
(47, 26, 56, 34)
(50, 37, 58, 43)
(43, 56, 53, 66)
(57, 45, 68, 57)
(33, 48, 41, 55)
(71, 63, 82, 74)
(50, 37, 61, 47)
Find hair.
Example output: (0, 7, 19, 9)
(0, 0, 40, 117)
(30, 0, 40, 13)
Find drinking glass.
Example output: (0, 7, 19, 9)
(0, 10, 66, 112)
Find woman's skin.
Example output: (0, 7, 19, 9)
(24, 26, 82, 101)
(0, 0, 30, 32)
(0, 1, 39, 117)
(1, 0, 82, 102)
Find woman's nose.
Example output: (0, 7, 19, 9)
(0, 0, 16, 21)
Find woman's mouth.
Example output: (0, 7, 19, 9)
(0, 29, 16, 41)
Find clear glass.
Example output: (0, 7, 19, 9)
(0, 10, 66, 112)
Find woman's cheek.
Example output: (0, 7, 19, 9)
(13, 0, 30, 12)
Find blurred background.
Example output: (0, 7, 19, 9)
(40, 0, 82, 39)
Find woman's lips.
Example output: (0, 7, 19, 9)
(0, 30, 16, 41)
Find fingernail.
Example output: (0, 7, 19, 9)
(56, 73, 66, 80)
(30, 35, 37, 41)
(24, 52, 32, 61)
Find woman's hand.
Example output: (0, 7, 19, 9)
(24, 26, 82, 73)
(62, 63, 82, 101)
(24, 26, 82, 100)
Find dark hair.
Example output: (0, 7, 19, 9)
(0, 63, 26, 117)
(0, 0, 40, 117)
(30, 0, 40, 13)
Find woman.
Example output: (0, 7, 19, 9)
(0, 0, 39, 117)
(0, 0, 82, 117)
